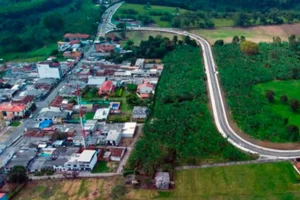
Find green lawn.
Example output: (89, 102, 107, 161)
(91, 161, 110, 173)
(9, 121, 21, 127)
(85, 112, 95, 120)
(108, 90, 133, 113)
(114, 3, 188, 27)
(130, 162, 300, 199)
(254, 80, 300, 127)
(212, 18, 234, 27)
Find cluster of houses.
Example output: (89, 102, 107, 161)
(0, 32, 164, 180)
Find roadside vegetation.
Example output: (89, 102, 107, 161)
(0, 0, 104, 62)
(128, 45, 251, 175)
(214, 36, 300, 142)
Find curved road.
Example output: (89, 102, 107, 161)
(121, 27, 300, 159)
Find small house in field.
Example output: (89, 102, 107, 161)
(136, 81, 154, 99)
(155, 172, 170, 190)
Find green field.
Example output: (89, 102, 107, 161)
(113, 3, 188, 27)
(254, 80, 300, 127)
(128, 162, 300, 199)
(91, 161, 110, 173)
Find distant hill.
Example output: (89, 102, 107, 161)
(126, 0, 300, 11)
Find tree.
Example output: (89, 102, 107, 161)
(232, 36, 240, 44)
(265, 90, 275, 103)
(280, 95, 288, 104)
(116, 23, 126, 31)
(214, 40, 224, 46)
(288, 35, 298, 51)
(8, 166, 28, 184)
(233, 13, 248, 26)
(273, 36, 281, 45)
(287, 125, 299, 141)
(43, 13, 64, 31)
(240, 41, 259, 55)
(172, 17, 181, 28)
(111, 185, 127, 200)
(290, 99, 300, 112)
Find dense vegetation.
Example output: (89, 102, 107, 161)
(128, 46, 250, 175)
(214, 38, 300, 142)
(0, 0, 104, 58)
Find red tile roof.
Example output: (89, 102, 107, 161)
(49, 96, 74, 110)
(0, 103, 26, 112)
(110, 147, 126, 158)
(12, 96, 33, 104)
(63, 51, 83, 59)
(64, 33, 90, 39)
(95, 44, 115, 52)
(99, 81, 115, 95)
(137, 83, 155, 91)
(69, 40, 80, 45)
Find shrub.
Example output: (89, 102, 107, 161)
(240, 41, 259, 55)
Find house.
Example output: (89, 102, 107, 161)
(84, 120, 98, 133)
(136, 82, 155, 99)
(0, 96, 34, 120)
(64, 150, 97, 171)
(93, 108, 110, 121)
(121, 122, 137, 138)
(64, 33, 90, 41)
(87, 76, 106, 86)
(49, 96, 74, 112)
(5, 148, 37, 172)
(63, 51, 83, 61)
(36, 110, 69, 123)
(37, 62, 63, 79)
(132, 106, 149, 121)
(109, 147, 126, 162)
(135, 58, 145, 68)
(155, 172, 170, 190)
(94, 43, 115, 52)
(105, 130, 122, 146)
(98, 80, 115, 95)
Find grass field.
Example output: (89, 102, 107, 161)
(254, 80, 300, 127)
(9, 121, 21, 127)
(91, 161, 110, 173)
(113, 3, 188, 27)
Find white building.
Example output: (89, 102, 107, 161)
(122, 122, 137, 138)
(37, 62, 63, 79)
(105, 130, 122, 146)
(64, 150, 97, 171)
(93, 108, 110, 121)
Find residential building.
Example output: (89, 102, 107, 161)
(98, 80, 115, 95)
(132, 106, 149, 121)
(136, 82, 155, 99)
(121, 122, 137, 138)
(135, 58, 145, 68)
(105, 130, 122, 146)
(64, 33, 90, 40)
(37, 62, 62, 79)
(0, 96, 34, 120)
(64, 150, 97, 171)
(63, 51, 83, 61)
(110, 147, 126, 162)
(87, 76, 106, 86)
(5, 148, 37, 172)
(93, 108, 110, 121)
(36, 110, 69, 123)
(95, 43, 115, 52)
(49, 96, 74, 113)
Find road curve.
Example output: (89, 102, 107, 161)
(123, 27, 300, 159)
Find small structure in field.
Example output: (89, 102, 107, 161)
(155, 172, 170, 190)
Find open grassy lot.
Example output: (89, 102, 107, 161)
(9, 121, 21, 127)
(113, 3, 188, 27)
(13, 177, 122, 200)
(127, 162, 300, 200)
(91, 161, 110, 173)
(254, 80, 300, 127)
(192, 23, 300, 44)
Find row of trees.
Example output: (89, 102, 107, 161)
(214, 37, 300, 142)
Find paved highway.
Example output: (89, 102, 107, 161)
(120, 27, 300, 159)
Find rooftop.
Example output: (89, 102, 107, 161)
(64, 33, 90, 39)
(78, 150, 96, 162)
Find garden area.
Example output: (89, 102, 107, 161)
(9, 121, 21, 127)
(214, 39, 300, 142)
(127, 45, 251, 175)
(91, 161, 110, 173)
